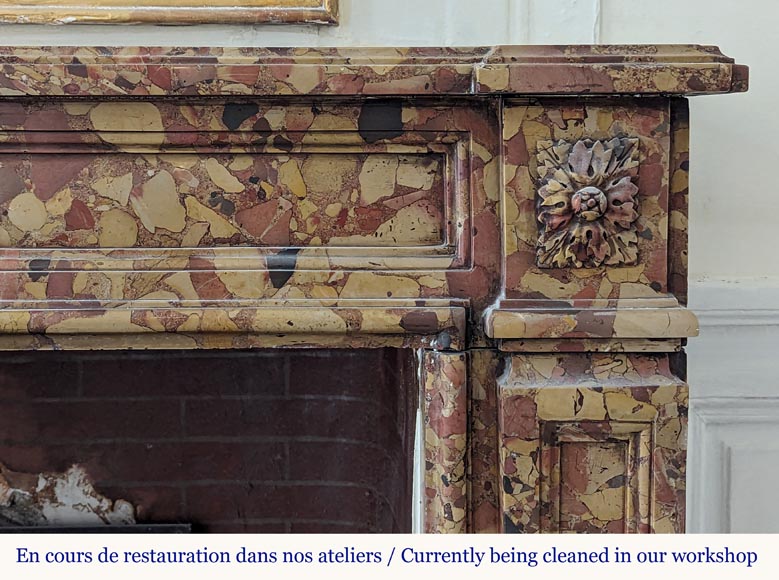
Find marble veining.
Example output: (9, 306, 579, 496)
(0, 45, 747, 535)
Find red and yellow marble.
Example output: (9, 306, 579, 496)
(502, 99, 672, 304)
(468, 349, 501, 533)
(422, 350, 468, 533)
(0, 98, 499, 346)
(499, 353, 687, 534)
(0, 45, 746, 98)
(0, 45, 747, 534)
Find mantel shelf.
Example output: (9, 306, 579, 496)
(0, 45, 748, 98)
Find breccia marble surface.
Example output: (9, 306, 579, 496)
(498, 353, 688, 534)
(0, 45, 746, 534)
(0, 97, 500, 347)
(0, 45, 746, 97)
(422, 350, 468, 533)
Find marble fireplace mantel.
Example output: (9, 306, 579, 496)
(0, 45, 747, 533)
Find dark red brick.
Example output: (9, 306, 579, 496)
(289, 441, 405, 487)
(288, 349, 394, 398)
(0, 445, 49, 473)
(1, 442, 286, 485)
(81, 441, 286, 484)
(0, 399, 182, 442)
(0, 349, 417, 533)
(186, 484, 378, 523)
(0, 355, 80, 399)
(79, 351, 286, 398)
(185, 398, 387, 441)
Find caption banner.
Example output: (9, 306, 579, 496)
(1, 534, 770, 579)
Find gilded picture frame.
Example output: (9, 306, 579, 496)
(0, 0, 339, 25)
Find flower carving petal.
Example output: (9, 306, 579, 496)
(605, 176, 640, 228)
(535, 137, 640, 269)
(568, 140, 594, 176)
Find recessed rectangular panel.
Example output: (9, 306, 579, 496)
(498, 354, 688, 534)
(0, 151, 447, 249)
(729, 447, 779, 533)
(541, 421, 650, 534)
(0, 98, 493, 310)
(559, 441, 627, 533)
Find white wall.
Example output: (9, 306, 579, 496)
(2, 0, 777, 532)
(597, 0, 779, 533)
(0, 0, 601, 46)
(599, 0, 779, 280)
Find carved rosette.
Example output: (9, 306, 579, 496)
(535, 138, 640, 268)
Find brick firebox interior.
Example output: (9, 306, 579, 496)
(0, 350, 417, 532)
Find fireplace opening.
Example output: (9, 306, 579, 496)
(0, 348, 418, 533)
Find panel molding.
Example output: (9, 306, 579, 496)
(540, 420, 652, 533)
(688, 398, 779, 532)
(692, 278, 779, 328)
(498, 354, 687, 534)
(687, 280, 779, 532)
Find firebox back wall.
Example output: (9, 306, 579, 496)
(0, 349, 417, 532)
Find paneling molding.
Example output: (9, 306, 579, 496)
(688, 398, 779, 532)
(692, 278, 779, 327)
(688, 279, 779, 532)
